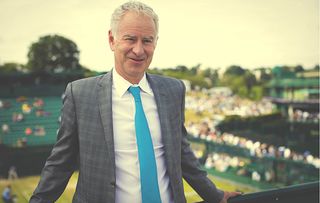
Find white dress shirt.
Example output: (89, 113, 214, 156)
(112, 69, 174, 203)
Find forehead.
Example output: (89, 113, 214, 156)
(117, 11, 156, 37)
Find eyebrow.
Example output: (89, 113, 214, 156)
(123, 34, 154, 41)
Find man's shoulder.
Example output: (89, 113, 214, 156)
(66, 72, 110, 96)
(71, 73, 106, 87)
(147, 73, 183, 86)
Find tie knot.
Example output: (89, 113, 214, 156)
(128, 86, 141, 102)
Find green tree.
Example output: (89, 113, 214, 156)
(202, 67, 219, 87)
(27, 35, 81, 73)
(224, 65, 245, 76)
(244, 70, 257, 92)
(293, 65, 304, 73)
(190, 63, 201, 75)
(258, 68, 272, 84)
(0, 63, 27, 73)
(175, 65, 188, 73)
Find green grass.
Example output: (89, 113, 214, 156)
(0, 173, 258, 203)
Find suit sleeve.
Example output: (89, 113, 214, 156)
(30, 83, 79, 203)
(179, 81, 224, 203)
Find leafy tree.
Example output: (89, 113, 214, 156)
(258, 68, 272, 84)
(190, 63, 201, 75)
(175, 65, 188, 73)
(0, 63, 24, 73)
(244, 70, 257, 92)
(293, 65, 304, 73)
(27, 35, 81, 73)
(224, 65, 245, 76)
(250, 86, 264, 100)
(202, 67, 219, 86)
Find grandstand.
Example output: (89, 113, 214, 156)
(0, 82, 66, 177)
(0, 97, 61, 147)
(267, 68, 319, 118)
(188, 136, 319, 187)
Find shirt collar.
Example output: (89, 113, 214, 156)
(112, 68, 153, 97)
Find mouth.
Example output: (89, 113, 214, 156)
(128, 57, 145, 63)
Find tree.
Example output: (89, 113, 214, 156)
(175, 65, 188, 73)
(258, 68, 272, 84)
(202, 67, 219, 86)
(27, 35, 81, 73)
(293, 65, 304, 73)
(244, 70, 257, 92)
(224, 65, 245, 77)
(0, 63, 27, 73)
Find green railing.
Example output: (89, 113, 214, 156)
(228, 181, 319, 203)
(196, 181, 319, 203)
(188, 136, 319, 186)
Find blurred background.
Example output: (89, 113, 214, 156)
(0, 0, 319, 202)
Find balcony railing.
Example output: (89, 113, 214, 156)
(197, 181, 319, 203)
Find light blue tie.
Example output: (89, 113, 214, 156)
(128, 86, 162, 203)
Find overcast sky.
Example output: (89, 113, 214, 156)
(0, 0, 319, 72)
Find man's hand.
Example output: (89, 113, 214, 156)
(219, 191, 242, 203)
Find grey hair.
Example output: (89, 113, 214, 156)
(110, 1, 159, 37)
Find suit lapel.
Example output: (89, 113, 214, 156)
(97, 72, 116, 172)
(147, 74, 176, 180)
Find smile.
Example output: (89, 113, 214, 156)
(129, 57, 144, 62)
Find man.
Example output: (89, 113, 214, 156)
(30, 1, 240, 203)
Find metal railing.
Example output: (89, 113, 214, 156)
(197, 181, 319, 203)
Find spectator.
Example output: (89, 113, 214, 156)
(17, 113, 24, 122)
(34, 126, 46, 136)
(2, 124, 9, 134)
(33, 98, 44, 108)
(12, 113, 24, 122)
(25, 127, 32, 136)
(252, 171, 261, 182)
(22, 103, 32, 114)
(2, 185, 15, 203)
(8, 166, 18, 180)
(16, 96, 27, 102)
(0, 100, 11, 109)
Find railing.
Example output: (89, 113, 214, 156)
(228, 181, 319, 203)
(188, 136, 319, 185)
(197, 181, 319, 203)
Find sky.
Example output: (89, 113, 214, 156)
(0, 0, 319, 72)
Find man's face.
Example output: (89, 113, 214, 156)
(109, 11, 157, 84)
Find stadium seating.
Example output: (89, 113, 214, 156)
(0, 97, 62, 146)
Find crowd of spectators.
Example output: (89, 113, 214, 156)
(184, 89, 319, 184)
(187, 122, 320, 168)
(185, 90, 275, 118)
(0, 97, 49, 147)
(191, 121, 318, 163)
(289, 109, 320, 123)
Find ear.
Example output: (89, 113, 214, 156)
(108, 30, 115, 51)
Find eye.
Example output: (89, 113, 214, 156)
(125, 37, 134, 41)
(143, 38, 153, 44)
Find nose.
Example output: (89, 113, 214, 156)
(132, 41, 144, 56)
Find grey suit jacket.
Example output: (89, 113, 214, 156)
(30, 72, 223, 203)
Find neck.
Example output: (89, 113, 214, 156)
(114, 68, 144, 85)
